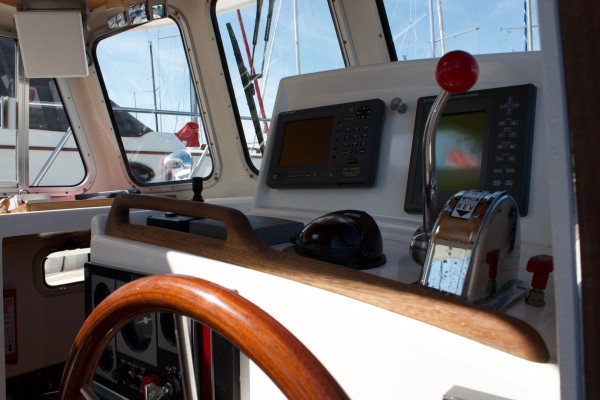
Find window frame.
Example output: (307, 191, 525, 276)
(210, 1, 260, 176)
(0, 31, 93, 193)
(27, 78, 93, 189)
(92, 11, 215, 188)
(39, 246, 90, 294)
(32, 235, 91, 297)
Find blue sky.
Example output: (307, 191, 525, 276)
(384, 0, 540, 59)
(96, 23, 195, 132)
(217, 0, 344, 116)
(219, 0, 540, 118)
(95, 0, 540, 142)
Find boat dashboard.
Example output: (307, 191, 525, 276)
(85, 50, 563, 399)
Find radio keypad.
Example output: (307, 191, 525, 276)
(489, 92, 530, 202)
(339, 125, 371, 153)
(331, 105, 381, 181)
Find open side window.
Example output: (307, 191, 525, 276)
(0, 37, 87, 189)
(28, 78, 87, 187)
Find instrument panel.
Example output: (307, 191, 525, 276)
(85, 263, 240, 400)
(266, 98, 386, 188)
(404, 84, 537, 216)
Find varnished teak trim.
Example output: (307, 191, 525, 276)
(10, 198, 113, 213)
(104, 194, 550, 362)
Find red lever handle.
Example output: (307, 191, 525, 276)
(526, 254, 554, 290)
(435, 50, 479, 94)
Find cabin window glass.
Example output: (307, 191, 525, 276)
(28, 78, 87, 186)
(215, 0, 345, 171)
(0, 37, 87, 187)
(0, 37, 17, 183)
(43, 247, 90, 288)
(382, 0, 540, 61)
(95, 18, 213, 185)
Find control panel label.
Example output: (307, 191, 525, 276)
(4, 289, 17, 363)
(451, 190, 486, 219)
(340, 165, 363, 179)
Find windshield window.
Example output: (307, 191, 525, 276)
(215, 0, 344, 171)
(382, 0, 539, 60)
(95, 18, 212, 185)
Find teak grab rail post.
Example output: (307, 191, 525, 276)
(58, 275, 349, 400)
(103, 194, 550, 362)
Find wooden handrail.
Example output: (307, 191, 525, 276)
(104, 194, 550, 362)
(58, 274, 349, 400)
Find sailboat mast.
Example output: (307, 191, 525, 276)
(293, 0, 300, 74)
(149, 41, 159, 131)
(524, 0, 533, 51)
(428, 0, 435, 57)
(437, 0, 445, 55)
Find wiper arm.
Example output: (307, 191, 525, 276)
(250, 0, 264, 66)
(256, 0, 275, 78)
(249, 0, 275, 81)
(226, 22, 265, 155)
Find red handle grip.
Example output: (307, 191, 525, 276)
(526, 255, 554, 290)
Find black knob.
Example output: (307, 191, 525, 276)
(192, 177, 204, 202)
(166, 377, 182, 396)
(112, 367, 128, 384)
(131, 373, 143, 388)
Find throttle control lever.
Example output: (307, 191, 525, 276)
(410, 50, 479, 266)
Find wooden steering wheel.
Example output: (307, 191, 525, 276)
(58, 274, 349, 400)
